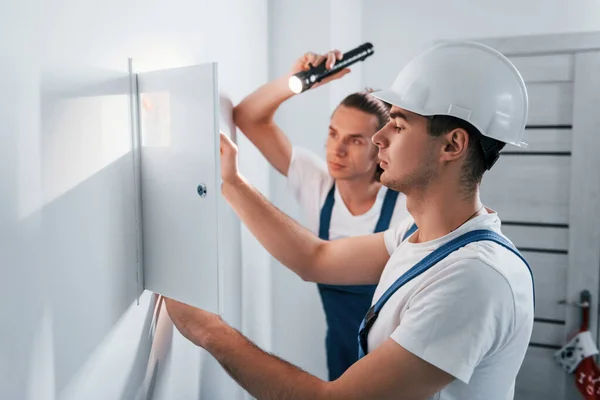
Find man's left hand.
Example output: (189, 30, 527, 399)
(163, 297, 221, 348)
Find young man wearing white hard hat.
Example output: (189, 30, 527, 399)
(165, 41, 535, 400)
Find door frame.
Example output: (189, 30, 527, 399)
(474, 31, 600, 399)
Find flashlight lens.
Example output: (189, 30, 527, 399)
(288, 76, 303, 94)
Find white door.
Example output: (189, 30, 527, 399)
(477, 33, 600, 399)
(136, 62, 223, 313)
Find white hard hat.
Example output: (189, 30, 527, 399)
(371, 41, 529, 148)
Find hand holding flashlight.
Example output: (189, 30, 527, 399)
(288, 43, 374, 94)
(288, 49, 352, 93)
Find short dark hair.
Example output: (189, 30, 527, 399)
(338, 89, 390, 181)
(426, 115, 505, 193)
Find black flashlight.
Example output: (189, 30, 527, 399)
(288, 42, 375, 94)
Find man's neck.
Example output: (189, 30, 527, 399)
(407, 185, 485, 243)
(336, 176, 382, 216)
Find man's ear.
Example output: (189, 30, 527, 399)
(440, 128, 469, 162)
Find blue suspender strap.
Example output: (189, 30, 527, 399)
(317, 184, 398, 380)
(402, 223, 418, 242)
(320, 186, 399, 238)
(357, 229, 535, 359)
(318, 184, 336, 240)
(373, 189, 399, 233)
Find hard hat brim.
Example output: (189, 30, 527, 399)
(370, 89, 428, 117)
(370, 90, 529, 149)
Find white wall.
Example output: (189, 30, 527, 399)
(267, 0, 332, 380)
(0, 0, 268, 399)
(363, 0, 600, 89)
(266, 0, 600, 380)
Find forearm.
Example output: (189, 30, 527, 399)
(233, 74, 294, 126)
(166, 297, 453, 400)
(201, 320, 329, 400)
(221, 175, 323, 280)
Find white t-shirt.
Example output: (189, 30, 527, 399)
(369, 213, 534, 400)
(287, 147, 409, 238)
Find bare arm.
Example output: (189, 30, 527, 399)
(232, 75, 294, 176)
(165, 299, 454, 400)
(233, 50, 350, 176)
(222, 174, 389, 285)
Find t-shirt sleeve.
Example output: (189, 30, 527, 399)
(383, 215, 416, 255)
(390, 257, 515, 383)
(287, 146, 332, 217)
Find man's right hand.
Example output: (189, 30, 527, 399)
(289, 49, 351, 90)
(218, 133, 389, 286)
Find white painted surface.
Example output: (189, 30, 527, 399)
(0, 0, 267, 399)
(362, 0, 600, 90)
(138, 64, 221, 312)
(329, 0, 366, 111)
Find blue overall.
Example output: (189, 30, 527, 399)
(357, 227, 536, 359)
(317, 183, 399, 380)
